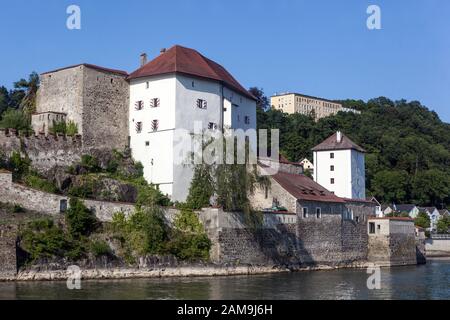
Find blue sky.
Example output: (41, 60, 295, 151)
(0, 0, 449, 122)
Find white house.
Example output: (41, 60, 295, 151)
(127, 45, 257, 202)
(419, 207, 441, 232)
(299, 158, 314, 174)
(395, 204, 420, 218)
(312, 131, 366, 200)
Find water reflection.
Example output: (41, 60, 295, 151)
(1, 258, 448, 300)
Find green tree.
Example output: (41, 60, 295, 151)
(14, 72, 39, 117)
(66, 198, 98, 238)
(185, 164, 214, 209)
(372, 170, 410, 203)
(415, 212, 431, 229)
(248, 87, 269, 110)
(0, 108, 31, 131)
(436, 215, 450, 234)
(411, 170, 450, 206)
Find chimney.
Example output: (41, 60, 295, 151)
(140, 53, 147, 67)
(160, 48, 166, 54)
(336, 131, 342, 143)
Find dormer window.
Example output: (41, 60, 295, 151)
(150, 98, 160, 108)
(135, 122, 142, 133)
(135, 101, 144, 111)
(197, 99, 207, 109)
(151, 120, 159, 131)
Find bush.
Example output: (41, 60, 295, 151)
(24, 174, 58, 193)
(90, 240, 112, 257)
(136, 185, 171, 207)
(65, 198, 98, 238)
(49, 120, 78, 136)
(111, 207, 168, 257)
(167, 209, 211, 261)
(415, 212, 431, 229)
(20, 218, 70, 261)
(80, 155, 100, 173)
(0, 108, 31, 132)
(8, 151, 30, 180)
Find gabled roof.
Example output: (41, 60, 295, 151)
(41, 63, 128, 76)
(312, 132, 365, 153)
(395, 204, 417, 213)
(128, 45, 256, 100)
(419, 207, 439, 213)
(272, 171, 345, 203)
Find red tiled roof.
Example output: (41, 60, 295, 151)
(312, 132, 365, 152)
(272, 171, 345, 203)
(41, 63, 128, 76)
(128, 45, 256, 100)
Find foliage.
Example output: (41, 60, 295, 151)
(258, 97, 450, 207)
(136, 184, 171, 207)
(168, 209, 211, 261)
(436, 214, 450, 234)
(20, 218, 70, 261)
(385, 211, 410, 218)
(90, 240, 112, 257)
(7, 151, 30, 180)
(185, 164, 214, 209)
(248, 87, 270, 110)
(23, 173, 58, 193)
(65, 198, 98, 239)
(49, 120, 78, 136)
(80, 155, 101, 173)
(0, 108, 31, 132)
(111, 207, 168, 258)
(415, 212, 431, 229)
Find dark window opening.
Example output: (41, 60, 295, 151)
(197, 99, 207, 109)
(135, 122, 143, 133)
(302, 207, 308, 218)
(331, 178, 335, 184)
(330, 165, 335, 171)
(369, 222, 375, 234)
(135, 101, 144, 110)
(316, 208, 321, 219)
(151, 120, 159, 131)
(150, 98, 160, 108)
(330, 153, 335, 159)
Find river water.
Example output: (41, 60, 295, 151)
(1, 258, 449, 300)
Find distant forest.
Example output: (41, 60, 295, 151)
(255, 90, 450, 208)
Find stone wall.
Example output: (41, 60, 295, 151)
(0, 129, 83, 173)
(81, 66, 129, 151)
(367, 218, 418, 266)
(425, 238, 450, 257)
(0, 225, 17, 280)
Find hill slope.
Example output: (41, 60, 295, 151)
(257, 97, 450, 208)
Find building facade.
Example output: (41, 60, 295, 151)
(32, 64, 130, 151)
(312, 131, 366, 200)
(127, 46, 257, 201)
(270, 93, 360, 120)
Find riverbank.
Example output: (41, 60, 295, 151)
(1, 261, 387, 282)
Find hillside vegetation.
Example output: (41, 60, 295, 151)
(258, 97, 450, 208)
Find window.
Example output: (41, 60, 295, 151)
(146, 82, 149, 89)
(197, 99, 207, 109)
(151, 120, 159, 131)
(145, 141, 150, 146)
(302, 207, 308, 218)
(244, 116, 250, 124)
(208, 122, 218, 130)
(330, 153, 335, 159)
(135, 122, 142, 133)
(330, 165, 335, 171)
(192, 81, 195, 87)
(331, 178, 335, 184)
(369, 223, 375, 234)
(59, 199, 67, 213)
(316, 208, 322, 219)
(135, 101, 144, 111)
(355, 216, 360, 223)
(150, 98, 160, 108)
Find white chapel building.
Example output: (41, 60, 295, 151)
(312, 131, 366, 200)
(127, 45, 257, 201)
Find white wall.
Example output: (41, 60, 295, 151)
(314, 149, 352, 198)
(130, 74, 256, 202)
(129, 75, 176, 196)
(314, 149, 365, 200)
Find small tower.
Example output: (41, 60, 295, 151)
(312, 131, 366, 199)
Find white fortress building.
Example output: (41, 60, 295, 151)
(312, 131, 366, 200)
(127, 45, 257, 201)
